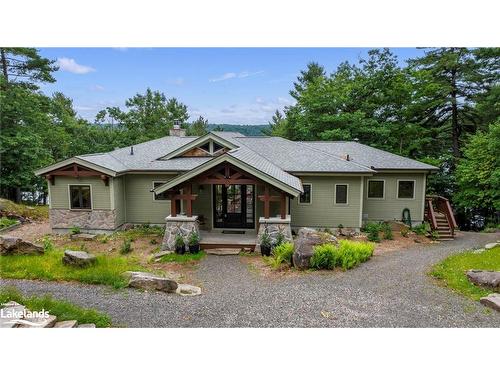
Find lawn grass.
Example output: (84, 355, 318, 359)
(0, 248, 145, 289)
(0, 216, 19, 229)
(0, 286, 112, 327)
(430, 246, 500, 300)
(159, 251, 206, 263)
(0, 198, 49, 220)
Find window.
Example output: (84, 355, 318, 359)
(397, 180, 415, 199)
(69, 185, 91, 209)
(153, 181, 169, 201)
(299, 184, 312, 204)
(335, 184, 348, 204)
(367, 180, 385, 199)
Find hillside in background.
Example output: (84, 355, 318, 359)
(207, 124, 270, 136)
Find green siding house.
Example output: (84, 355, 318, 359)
(36, 128, 438, 241)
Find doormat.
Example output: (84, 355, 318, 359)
(222, 230, 245, 235)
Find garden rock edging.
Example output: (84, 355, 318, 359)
(466, 270, 500, 291)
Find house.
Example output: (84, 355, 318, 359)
(35, 127, 445, 249)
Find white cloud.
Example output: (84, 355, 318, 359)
(90, 84, 105, 91)
(209, 70, 263, 82)
(168, 77, 185, 86)
(57, 57, 95, 74)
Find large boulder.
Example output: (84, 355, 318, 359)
(466, 270, 500, 291)
(62, 250, 97, 267)
(292, 228, 338, 270)
(480, 293, 500, 312)
(0, 235, 44, 256)
(127, 272, 178, 293)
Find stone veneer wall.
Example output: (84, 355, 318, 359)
(50, 209, 117, 231)
(256, 215, 293, 252)
(161, 215, 200, 251)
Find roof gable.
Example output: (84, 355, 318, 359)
(157, 132, 238, 160)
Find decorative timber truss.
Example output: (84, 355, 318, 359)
(43, 163, 111, 186)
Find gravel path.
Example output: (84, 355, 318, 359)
(1, 232, 499, 327)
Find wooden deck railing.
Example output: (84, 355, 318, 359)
(425, 195, 458, 236)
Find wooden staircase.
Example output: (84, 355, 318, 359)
(424, 195, 458, 241)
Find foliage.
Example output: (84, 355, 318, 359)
(186, 116, 209, 136)
(113, 225, 164, 242)
(381, 223, 393, 240)
(0, 217, 18, 229)
(188, 230, 200, 246)
(159, 251, 205, 263)
(174, 234, 185, 248)
(363, 222, 382, 242)
(70, 226, 81, 235)
(0, 247, 144, 288)
(430, 231, 440, 241)
(454, 122, 500, 217)
(120, 239, 133, 254)
(267, 242, 294, 269)
(42, 236, 54, 252)
(310, 241, 374, 270)
(400, 227, 410, 237)
(0, 286, 112, 327)
(274, 228, 286, 247)
(412, 223, 428, 235)
(259, 229, 272, 248)
(430, 246, 500, 300)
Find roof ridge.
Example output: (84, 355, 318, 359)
(280, 137, 374, 172)
(347, 142, 431, 166)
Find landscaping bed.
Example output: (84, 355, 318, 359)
(0, 286, 112, 327)
(430, 244, 500, 300)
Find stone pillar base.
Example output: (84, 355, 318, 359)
(161, 215, 199, 251)
(256, 215, 293, 252)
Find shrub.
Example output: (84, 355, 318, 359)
(260, 230, 272, 249)
(310, 243, 337, 270)
(174, 234, 185, 248)
(362, 222, 382, 233)
(412, 223, 428, 235)
(267, 242, 294, 269)
(430, 230, 439, 241)
(188, 230, 200, 246)
(367, 229, 380, 242)
(42, 236, 54, 252)
(400, 227, 410, 237)
(274, 230, 286, 247)
(336, 240, 374, 270)
(120, 239, 132, 254)
(70, 226, 81, 235)
(381, 223, 393, 240)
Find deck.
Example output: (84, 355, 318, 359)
(199, 230, 257, 251)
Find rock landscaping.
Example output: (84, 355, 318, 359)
(292, 228, 338, 270)
(176, 284, 202, 296)
(62, 250, 97, 267)
(126, 271, 178, 293)
(70, 233, 97, 241)
(484, 242, 499, 250)
(0, 300, 93, 328)
(480, 293, 500, 312)
(466, 270, 500, 291)
(0, 235, 44, 256)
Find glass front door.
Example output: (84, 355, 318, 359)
(213, 184, 254, 228)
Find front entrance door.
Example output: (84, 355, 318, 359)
(213, 184, 254, 229)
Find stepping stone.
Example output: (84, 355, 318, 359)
(176, 284, 202, 296)
(206, 248, 241, 255)
(151, 250, 174, 261)
(0, 301, 26, 328)
(480, 293, 500, 312)
(128, 272, 178, 293)
(466, 270, 500, 291)
(485, 243, 499, 250)
(54, 320, 78, 328)
(78, 323, 96, 328)
(62, 250, 97, 267)
(71, 233, 97, 241)
(18, 314, 57, 328)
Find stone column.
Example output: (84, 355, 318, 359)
(256, 215, 293, 252)
(161, 215, 199, 251)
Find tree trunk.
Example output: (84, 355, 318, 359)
(0, 48, 8, 83)
(450, 68, 461, 165)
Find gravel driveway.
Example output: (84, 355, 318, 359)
(1, 232, 499, 327)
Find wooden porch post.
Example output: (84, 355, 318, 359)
(280, 192, 286, 219)
(263, 185, 270, 219)
(185, 184, 193, 217)
(170, 196, 177, 217)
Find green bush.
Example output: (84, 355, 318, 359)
(70, 226, 81, 235)
(42, 236, 54, 252)
(430, 230, 439, 241)
(412, 223, 428, 235)
(267, 242, 294, 269)
(120, 239, 132, 254)
(311, 240, 374, 270)
(362, 222, 382, 233)
(367, 229, 380, 242)
(382, 223, 393, 240)
(310, 243, 337, 270)
(188, 230, 200, 246)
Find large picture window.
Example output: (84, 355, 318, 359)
(367, 180, 385, 199)
(335, 184, 348, 204)
(153, 181, 169, 201)
(299, 184, 312, 204)
(69, 185, 91, 209)
(397, 180, 415, 199)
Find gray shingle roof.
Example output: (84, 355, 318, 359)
(301, 141, 438, 170)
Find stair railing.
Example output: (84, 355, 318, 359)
(425, 198, 438, 230)
(426, 195, 458, 236)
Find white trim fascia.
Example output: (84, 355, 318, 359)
(359, 176, 364, 228)
(334, 183, 349, 205)
(35, 157, 117, 177)
(396, 179, 416, 200)
(366, 179, 385, 200)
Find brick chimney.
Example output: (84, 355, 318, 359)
(169, 119, 186, 137)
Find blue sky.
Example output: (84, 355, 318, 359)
(39, 48, 425, 124)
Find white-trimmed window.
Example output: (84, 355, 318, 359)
(299, 184, 312, 204)
(335, 184, 349, 205)
(397, 180, 415, 199)
(69, 185, 92, 209)
(153, 181, 169, 201)
(367, 180, 385, 199)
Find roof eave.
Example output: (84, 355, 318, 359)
(34, 157, 118, 177)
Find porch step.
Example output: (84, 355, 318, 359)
(205, 248, 243, 255)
